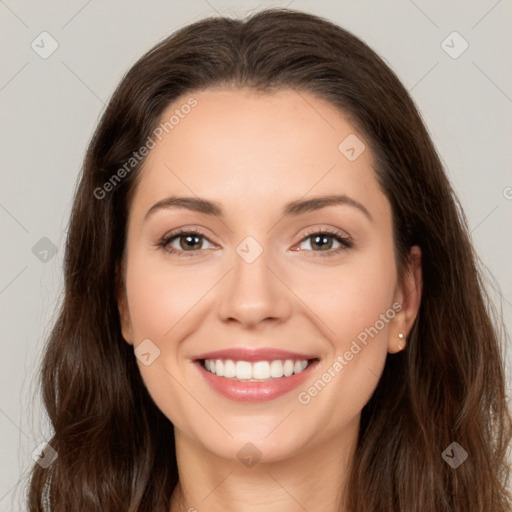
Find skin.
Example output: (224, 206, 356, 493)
(117, 87, 422, 512)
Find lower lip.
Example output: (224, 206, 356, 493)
(195, 360, 318, 402)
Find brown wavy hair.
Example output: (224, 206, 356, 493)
(28, 8, 511, 511)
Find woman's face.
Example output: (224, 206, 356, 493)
(118, 87, 421, 464)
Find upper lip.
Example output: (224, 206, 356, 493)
(193, 348, 318, 362)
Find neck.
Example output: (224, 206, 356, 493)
(170, 417, 359, 512)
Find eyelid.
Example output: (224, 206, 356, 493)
(159, 225, 216, 244)
(156, 227, 217, 257)
(298, 226, 352, 243)
(291, 226, 354, 255)
(157, 225, 354, 256)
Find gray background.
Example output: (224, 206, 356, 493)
(1, 0, 511, 509)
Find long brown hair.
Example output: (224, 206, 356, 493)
(28, 8, 511, 511)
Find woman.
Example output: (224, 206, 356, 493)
(28, 8, 511, 512)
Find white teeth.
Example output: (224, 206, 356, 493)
(202, 358, 311, 381)
(223, 359, 236, 378)
(283, 359, 294, 377)
(235, 361, 253, 380)
(252, 361, 270, 379)
(270, 360, 284, 378)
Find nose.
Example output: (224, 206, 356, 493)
(217, 241, 293, 329)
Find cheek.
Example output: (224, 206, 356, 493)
(124, 251, 215, 341)
(123, 252, 214, 432)
(290, 244, 396, 428)
(293, 244, 397, 346)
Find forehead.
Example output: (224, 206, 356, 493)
(130, 87, 389, 222)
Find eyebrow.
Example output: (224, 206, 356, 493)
(144, 194, 373, 223)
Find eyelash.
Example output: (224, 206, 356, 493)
(157, 227, 353, 258)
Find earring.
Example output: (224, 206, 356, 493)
(398, 333, 405, 351)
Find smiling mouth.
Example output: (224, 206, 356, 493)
(199, 358, 318, 382)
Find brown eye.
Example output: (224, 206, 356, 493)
(159, 229, 215, 256)
(308, 233, 336, 251)
(297, 230, 353, 256)
(176, 233, 203, 251)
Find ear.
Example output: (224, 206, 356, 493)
(115, 260, 134, 345)
(388, 245, 422, 353)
